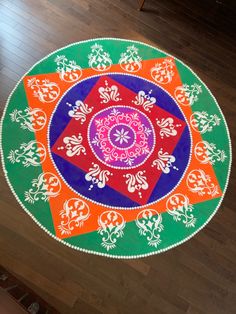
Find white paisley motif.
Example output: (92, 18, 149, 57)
(136, 209, 164, 247)
(98, 80, 122, 103)
(186, 169, 219, 197)
(123, 170, 148, 198)
(55, 55, 82, 82)
(27, 77, 60, 103)
(166, 194, 196, 227)
(88, 43, 112, 71)
(67, 100, 93, 124)
(119, 45, 142, 73)
(190, 111, 221, 134)
(156, 117, 181, 139)
(9, 108, 47, 132)
(151, 58, 174, 84)
(85, 163, 113, 190)
(57, 134, 86, 157)
(174, 83, 202, 106)
(58, 198, 90, 235)
(151, 148, 178, 173)
(24, 172, 61, 203)
(8, 140, 46, 167)
(132, 90, 156, 112)
(194, 141, 227, 165)
(98, 211, 125, 251)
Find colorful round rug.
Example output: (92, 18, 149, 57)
(1, 38, 231, 258)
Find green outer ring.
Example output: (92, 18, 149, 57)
(0, 38, 232, 259)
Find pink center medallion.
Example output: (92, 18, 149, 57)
(88, 106, 155, 169)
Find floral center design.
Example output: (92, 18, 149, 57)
(88, 106, 155, 169)
(109, 125, 134, 148)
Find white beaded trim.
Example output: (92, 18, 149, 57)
(0, 38, 232, 259)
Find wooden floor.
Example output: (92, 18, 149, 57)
(0, 0, 236, 313)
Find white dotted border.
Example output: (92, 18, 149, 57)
(47, 73, 193, 210)
(0, 38, 232, 259)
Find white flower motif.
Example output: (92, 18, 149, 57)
(144, 126, 152, 137)
(91, 135, 101, 147)
(124, 157, 134, 166)
(110, 108, 120, 116)
(113, 128, 130, 144)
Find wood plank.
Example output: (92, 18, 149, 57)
(0, 0, 235, 313)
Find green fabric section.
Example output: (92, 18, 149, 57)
(28, 39, 167, 76)
(175, 60, 231, 191)
(64, 197, 220, 257)
(1, 82, 55, 234)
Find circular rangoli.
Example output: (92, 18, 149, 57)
(0, 38, 231, 258)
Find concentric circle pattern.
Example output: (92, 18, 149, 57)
(88, 105, 155, 169)
(1, 38, 231, 258)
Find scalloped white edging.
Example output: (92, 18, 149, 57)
(0, 37, 232, 259)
